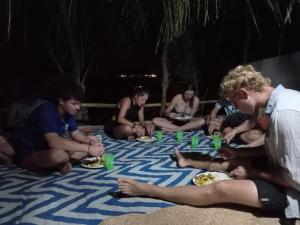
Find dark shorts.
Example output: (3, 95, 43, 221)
(221, 113, 248, 131)
(104, 121, 118, 138)
(252, 179, 287, 213)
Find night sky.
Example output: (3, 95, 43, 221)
(0, 1, 300, 109)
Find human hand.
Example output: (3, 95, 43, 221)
(134, 124, 145, 137)
(208, 122, 215, 135)
(230, 166, 250, 179)
(219, 147, 239, 160)
(88, 135, 101, 145)
(146, 123, 155, 137)
(224, 129, 238, 143)
(169, 113, 177, 119)
(88, 143, 105, 157)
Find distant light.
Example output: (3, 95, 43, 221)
(144, 74, 157, 78)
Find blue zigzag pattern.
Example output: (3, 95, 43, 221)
(0, 129, 222, 225)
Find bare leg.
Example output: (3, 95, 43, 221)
(152, 117, 178, 130)
(118, 178, 261, 208)
(175, 150, 250, 171)
(114, 125, 134, 139)
(164, 117, 206, 133)
(240, 129, 263, 143)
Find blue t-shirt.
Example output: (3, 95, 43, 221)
(216, 100, 241, 116)
(18, 102, 77, 157)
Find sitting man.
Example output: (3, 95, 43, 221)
(14, 81, 105, 175)
(117, 65, 300, 219)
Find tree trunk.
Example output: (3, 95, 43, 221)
(160, 43, 170, 116)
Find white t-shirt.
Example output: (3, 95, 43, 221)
(265, 85, 300, 218)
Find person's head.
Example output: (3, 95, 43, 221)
(220, 65, 271, 115)
(181, 83, 196, 102)
(132, 86, 150, 107)
(57, 81, 84, 115)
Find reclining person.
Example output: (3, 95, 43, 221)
(0, 123, 14, 165)
(14, 81, 105, 175)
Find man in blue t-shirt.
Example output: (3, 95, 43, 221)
(15, 82, 105, 175)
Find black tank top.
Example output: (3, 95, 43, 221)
(115, 98, 140, 123)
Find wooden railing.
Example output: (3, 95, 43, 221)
(81, 100, 217, 108)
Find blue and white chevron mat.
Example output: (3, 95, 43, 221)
(0, 128, 222, 225)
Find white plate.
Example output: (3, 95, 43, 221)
(192, 171, 231, 186)
(206, 135, 225, 141)
(174, 115, 192, 121)
(80, 157, 104, 169)
(136, 136, 156, 143)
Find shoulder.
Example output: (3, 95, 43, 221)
(276, 89, 300, 112)
(172, 94, 181, 101)
(118, 97, 131, 108)
(193, 96, 200, 102)
(33, 102, 57, 115)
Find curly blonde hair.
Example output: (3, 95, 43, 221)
(220, 65, 271, 99)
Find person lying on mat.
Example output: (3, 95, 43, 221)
(152, 83, 205, 133)
(118, 65, 300, 219)
(14, 81, 105, 175)
(104, 86, 154, 140)
(0, 123, 15, 165)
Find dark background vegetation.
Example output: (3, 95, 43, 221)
(0, 0, 299, 123)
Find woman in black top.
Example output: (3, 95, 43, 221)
(104, 86, 154, 139)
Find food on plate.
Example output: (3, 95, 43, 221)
(174, 114, 192, 121)
(194, 173, 216, 186)
(136, 136, 155, 142)
(81, 157, 103, 168)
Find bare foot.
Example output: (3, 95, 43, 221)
(58, 162, 72, 175)
(174, 149, 190, 168)
(117, 177, 152, 196)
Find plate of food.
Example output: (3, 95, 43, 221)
(206, 135, 225, 141)
(80, 157, 104, 169)
(192, 171, 231, 186)
(174, 114, 192, 121)
(136, 136, 156, 143)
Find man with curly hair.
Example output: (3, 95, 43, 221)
(117, 65, 300, 219)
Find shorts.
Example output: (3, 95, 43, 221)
(104, 120, 118, 138)
(17, 153, 41, 172)
(252, 179, 287, 213)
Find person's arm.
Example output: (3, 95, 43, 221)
(220, 145, 265, 160)
(207, 103, 221, 134)
(117, 98, 135, 126)
(251, 169, 293, 188)
(44, 133, 104, 156)
(164, 95, 178, 118)
(71, 129, 97, 144)
(190, 97, 200, 117)
(224, 119, 254, 142)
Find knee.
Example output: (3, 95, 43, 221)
(152, 117, 162, 126)
(115, 125, 133, 139)
(49, 149, 70, 164)
(212, 181, 232, 200)
(196, 118, 205, 127)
